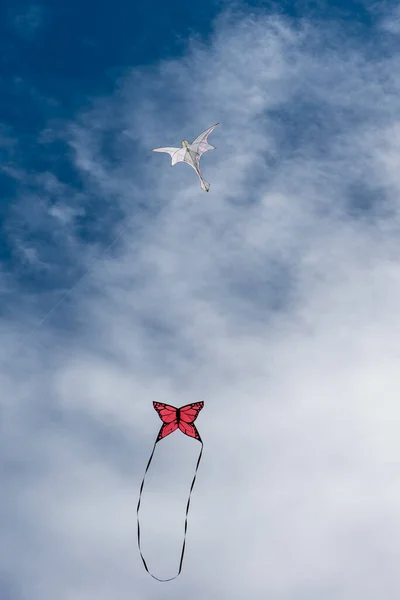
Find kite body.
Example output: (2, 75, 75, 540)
(152, 124, 219, 191)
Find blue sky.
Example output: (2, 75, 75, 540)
(2, 1, 400, 598)
(0, 0, 386, 314)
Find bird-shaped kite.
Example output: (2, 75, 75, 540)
(152, 124, 219, 191)
(137, 402, 204, 582)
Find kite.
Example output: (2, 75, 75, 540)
(137, 401, 204, 582)
(152, 124, 219, 191)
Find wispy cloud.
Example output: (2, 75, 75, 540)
(379, 5, 400, 35)
(1, 7, 400, 599)
(11, 4, 45, 40)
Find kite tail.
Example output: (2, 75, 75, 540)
(199, 176, 210, 192)
(136, 438, 204, 582)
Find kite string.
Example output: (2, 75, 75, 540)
(137, 437, 204, 582)
(7, 214, 135, 360)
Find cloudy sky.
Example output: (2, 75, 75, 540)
(1, 0, 400, 598)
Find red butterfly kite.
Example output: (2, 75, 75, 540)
(137, 401, 204, 582)
(153, 401, 204, 442)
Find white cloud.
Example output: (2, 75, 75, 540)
(2, 8, 400, 599)
(380, 5, 400, 35)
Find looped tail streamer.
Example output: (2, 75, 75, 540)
(136, 401, 204, 582)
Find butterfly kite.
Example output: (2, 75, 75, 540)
(137, 401, 204, 582)
(152, 124, 219, 191)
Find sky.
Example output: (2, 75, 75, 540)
(1, 0, 400, 598)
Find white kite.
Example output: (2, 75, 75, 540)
(152, 124, 219, 192)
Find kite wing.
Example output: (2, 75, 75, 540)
(153, 402, 179, 440)
(178, 402, 204, 423)
(178, 402, 204, 441)
(152, 147, 187, 166)
(190, 124, 219, 157)
(153, 402, 178, 423)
